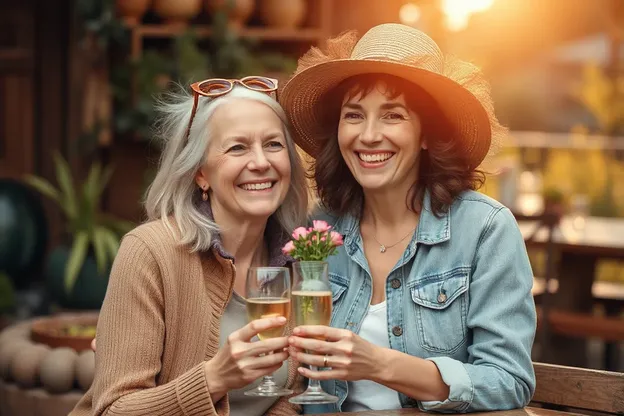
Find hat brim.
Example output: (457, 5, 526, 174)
(280, 59, 492, 169)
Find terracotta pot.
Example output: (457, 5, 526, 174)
(30, 313, 99, 353)
(205, 0, 255, 29)
(153, 0, 202, 26)
(258, 0, 306, 29)
(115, 0, 152, 25)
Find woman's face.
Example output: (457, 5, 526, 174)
(196, 98, 291, 222)
(337, 82, 424, 193)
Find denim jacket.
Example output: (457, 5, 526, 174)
(305, 190, 537, 414)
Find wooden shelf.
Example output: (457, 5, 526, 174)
(131, 24, 325, 42)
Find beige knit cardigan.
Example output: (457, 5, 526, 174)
(70, 219, 301, 416)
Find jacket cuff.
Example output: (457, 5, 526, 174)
(418, 357, 473, 412)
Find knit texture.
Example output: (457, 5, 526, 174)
(70, 219, 302, 416)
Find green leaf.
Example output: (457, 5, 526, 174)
(100, 227, 121, 264)
(23, 175, 61, 204)
(53, 153, 78, 221)
(92, 227, 109, 274)
(83, 162, 103, 207)
(64, 231, 89, 294)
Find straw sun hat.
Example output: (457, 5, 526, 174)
(280, 23, 506, 170)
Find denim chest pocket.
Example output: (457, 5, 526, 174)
(409, 267, 470, 353)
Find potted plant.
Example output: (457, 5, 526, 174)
(542, 187, 566, 224)
(24, 153, 133, 310)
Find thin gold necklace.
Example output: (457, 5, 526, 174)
(372, 227, 416, 253)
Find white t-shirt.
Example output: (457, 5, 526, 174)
(342, 301, 402, 412)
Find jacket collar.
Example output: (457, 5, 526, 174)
(333, 189, 451, 247)
(197, 199, 293, 267)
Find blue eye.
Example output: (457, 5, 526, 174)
(227, 144, 245, 152)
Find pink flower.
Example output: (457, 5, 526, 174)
(282, 241, 295, 255)
(292, 227, 309, 240)
(330, 231, 344, 246)
(312, 220, 331, 233)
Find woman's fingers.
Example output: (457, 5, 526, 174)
(292, 325, 351, 342)
(288, 336, 333, 354)
(298, 366, 345, 381)
(230, 316, 288, 342)
(240, 336, 290, 358)
(240, 350, 289, 370)
(289, 349, 348, 368)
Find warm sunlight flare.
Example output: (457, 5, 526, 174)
(399, 3, 422, 27)
(441, 0, 495, 32)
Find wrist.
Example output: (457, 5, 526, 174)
(370, 345, 393, 384)
(204, 361, 227, 403)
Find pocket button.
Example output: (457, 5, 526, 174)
(392, 326, 403, 336)
(437, 292, 447, 303)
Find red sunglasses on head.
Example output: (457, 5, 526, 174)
(184, 76, 279, 143)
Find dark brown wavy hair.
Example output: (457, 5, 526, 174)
(312, 73, 486, 218)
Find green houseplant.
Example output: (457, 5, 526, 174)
(24, 154, 133, 309)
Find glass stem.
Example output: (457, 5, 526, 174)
(261, 374, 277, 387)
(306, 365, 323, 391)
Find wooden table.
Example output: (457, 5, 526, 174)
(517, 216, 624, 258)
(311, 407, 585, 416)
(517, 216, 624, 368)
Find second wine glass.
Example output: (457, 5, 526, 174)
(289, 261, 339, 404)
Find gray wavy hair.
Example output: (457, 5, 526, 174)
(145, 85, 309, 252)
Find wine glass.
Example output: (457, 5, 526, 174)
(288, 261, 339, 404)
(244, 267, 293, 397)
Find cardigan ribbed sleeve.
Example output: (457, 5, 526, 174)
(82, 234, 229, 416)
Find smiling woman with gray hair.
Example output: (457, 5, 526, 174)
(71, 77, 308, 416)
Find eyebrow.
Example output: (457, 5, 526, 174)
(342, 102, 409, 112)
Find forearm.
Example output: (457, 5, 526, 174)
(373, 348, 449, 402)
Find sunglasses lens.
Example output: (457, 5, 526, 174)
(200, 80, 232, 94)
(242, 76, 277, 91)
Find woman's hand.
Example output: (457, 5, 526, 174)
(204, 316, 290, 401)
(288, 325, 386, 382)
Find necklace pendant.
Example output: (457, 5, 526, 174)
(380, 245, 386, 253)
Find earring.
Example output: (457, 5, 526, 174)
(201, 186, 208, 201)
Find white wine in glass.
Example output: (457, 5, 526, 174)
(289, 261, 339, 405)
(246, 297, 291, 340)
(244, 267, 292, 397)
(292, 291, 332, 328)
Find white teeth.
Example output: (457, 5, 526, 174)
(358, 153, 393, 163)
(241, 182, 273, 191)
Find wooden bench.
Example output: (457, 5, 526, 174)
(531, 362, 624, 414)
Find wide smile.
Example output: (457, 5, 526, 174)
(355, 151, 395, 167)
(238, 181, 276, 192)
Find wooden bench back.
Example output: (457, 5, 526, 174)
(531, 362, 624, 414)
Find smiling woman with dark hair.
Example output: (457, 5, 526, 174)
(280, 24, 537, 414)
